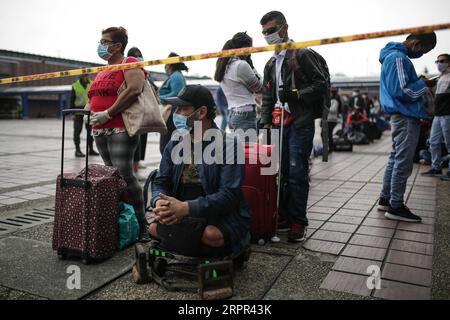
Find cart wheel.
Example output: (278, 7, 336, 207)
(153, 258, 167, 277)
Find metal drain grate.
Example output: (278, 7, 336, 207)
(0, 207, 55, 236)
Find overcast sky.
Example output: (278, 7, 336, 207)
(0, 0, 449, 79)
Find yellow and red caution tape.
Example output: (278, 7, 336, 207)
(1, 22, 449, 85)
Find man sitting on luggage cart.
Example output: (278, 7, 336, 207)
(148, 85, 251, 258)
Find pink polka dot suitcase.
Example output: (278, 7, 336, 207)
(52, 110, 127, 264)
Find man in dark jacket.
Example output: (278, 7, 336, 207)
(259, 11, 328, 242)
(149, 85, 251, 257)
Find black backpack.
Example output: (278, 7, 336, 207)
(287, 48, 331, 119)
(288, 48, 331, 161)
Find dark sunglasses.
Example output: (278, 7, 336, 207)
(262, 25, 283, 36)
(435, 59, 448, 64)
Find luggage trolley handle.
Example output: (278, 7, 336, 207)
(61, 109, 92, 190)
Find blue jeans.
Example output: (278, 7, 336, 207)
(380, 114, 420, 209)
(430, 115, 450, 170)
(280, 125, 315, 226)
(228, 109, 257, 143)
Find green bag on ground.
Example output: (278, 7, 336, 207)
(118, 202, 139, 250)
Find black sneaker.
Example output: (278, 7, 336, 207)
(288, 224, 307, 242)
(88, 149, 100, 156)
(277, 219, 291, 232)
(441, 171, 450, 181)
(385, 205, 422, 223)
(75, 150, 85, 158)
(377, 197, 390, 212)
(421, 168, 442, 177)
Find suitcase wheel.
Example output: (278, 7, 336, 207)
(57, 249, 67, 261)
(257, 238, 266, 246)
(82, 255, 91, 265)
(153, 258, 167, 277)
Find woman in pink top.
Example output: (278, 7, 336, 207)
(88, 26, 149, 241)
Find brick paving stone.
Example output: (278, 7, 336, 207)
(349, 234, 391, 249)
(313, 200, 343, 209)
(0, 197, 28, 205)
(19, 193, 51, 200)
(308, 206, 339, 214)
(362, 217, 398, 229)
(347, 198, 378, 205)
(397, 223, 434, 234)
(381, 263, 432, 287)
(406, 203, 436, 211)
(329, 215, 364, 225)
(420, 217, 436, 225)
(356, 226, 395, 238)
(1, 190, 32, 197)
(320, 271, 372, 297)
(394, 230, 434, 244)
(332, 256, 382, 276)
(307, 213, 332, 221)
(322, 196, 352, 202)
(343, 203, 374, 211)
(321, 222, 359, 233)
(311, 230, 352, 243)
(303, 239, 345, 255)
(386, 250, 433, 269)
(374, 280, 431, 300)
(335, 208, 367, 217)
(341, 244, 387, 261)
(308, 220, 325, 229)
(390, 239, 433, 256)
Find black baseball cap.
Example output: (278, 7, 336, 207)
(165, 85, 216, 110)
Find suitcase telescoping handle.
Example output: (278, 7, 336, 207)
(61, 109, 91, 190)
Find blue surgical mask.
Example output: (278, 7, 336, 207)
(173, 108, 201, 131)
(173, 112, 190, 131)
(97, 43, 112, 61)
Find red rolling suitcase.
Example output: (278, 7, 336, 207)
(242, 143, 278, 244)
(52, 109, 127, 264)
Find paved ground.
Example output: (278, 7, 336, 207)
(0, 118, 449, 300)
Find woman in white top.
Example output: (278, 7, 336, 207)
(214, 32, 262, 136)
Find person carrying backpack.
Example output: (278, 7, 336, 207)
(259, 11, 329, 242)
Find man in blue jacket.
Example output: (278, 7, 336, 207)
(149, 85, 251, 257)
(377, 32, 437, 223)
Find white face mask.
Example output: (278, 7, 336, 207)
(264, 24, 286, 45)
(264, 32, 283, 45)
(437, 62, 449, 73)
